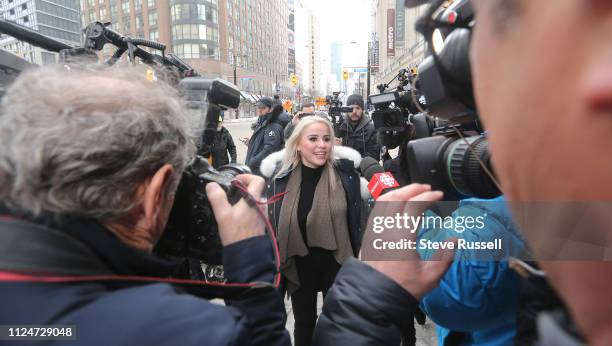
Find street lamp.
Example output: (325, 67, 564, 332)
(229, 49, 248, 86)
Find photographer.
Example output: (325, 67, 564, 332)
(284, 102, 316, 140)
(0, 67, 290, 346)
(337, 94, 379, 161)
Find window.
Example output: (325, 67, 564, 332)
(23, 16, 29, 22)
(134, 0, 141, 12)
(100, 6, 107, 19)
(197, 4, 205, 20)
(149, 30, 158, 41)
(111, 3, 117, 18)
(21, 3, 27, 10)
(9, 9, 14, 15)
(123, 18, 130, 32)
(147, 0, 155, 7)
(136, 15, 142, 29)
(121, 0, 129, 14)
(148, 11, 156, 26)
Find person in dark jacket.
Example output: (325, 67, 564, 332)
(208, 118, 237, 169)
(260, 116, 369, 346)
(0, 66, 290, 346)
(337, 94, 379, 161)
(245, 97, 285, 176)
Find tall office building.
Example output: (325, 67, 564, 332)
(305, 9, 320, 96)
(370, 0, 427, 87)
(330, 40, 342, 87)
(0, 0, 81, 64)
(78, 0, 289, 96)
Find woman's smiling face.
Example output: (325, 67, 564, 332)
(298, 122, 332, 168)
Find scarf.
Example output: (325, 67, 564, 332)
(277, 163, 353, 294)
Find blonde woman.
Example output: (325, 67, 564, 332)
(260, 116, 368, 346)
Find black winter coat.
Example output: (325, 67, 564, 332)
(209, 127, 237, 169)
(338, 114, 379, 161)
(313, 258, 420, 346)
(245, 107, 286, 176)
(0, 216, 290, 346)
(260, 146, 366, 255)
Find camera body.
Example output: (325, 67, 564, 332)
(368, 0, 499, 201)
(155, 157, 250, 264)
(325, 92, 351, 133)
(152, 76, 244, 264)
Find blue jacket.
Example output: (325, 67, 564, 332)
(0, 216, 290, 346)
(417, 197, 525, 346)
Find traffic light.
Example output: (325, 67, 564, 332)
(342, 70, 349, 81)
(290, 74, 298, 86)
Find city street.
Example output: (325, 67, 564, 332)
(226, 120, 256, 165)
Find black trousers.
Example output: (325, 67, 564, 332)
(291, 248, 340, 346)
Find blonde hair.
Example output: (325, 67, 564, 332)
(276, 116, 338, 185)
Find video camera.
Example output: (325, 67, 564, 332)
(369, 0, 500, 201)
(326, 91, 352, 133)
(0, 19, 246, 267)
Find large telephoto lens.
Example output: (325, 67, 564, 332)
(405, 135, 500, 200)
(444, 136, 499, 199)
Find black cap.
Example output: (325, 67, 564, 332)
(346, 94, 365, 109)
(256, 97, 274, 108)
(405, 0, 431, 8)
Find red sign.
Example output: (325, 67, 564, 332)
(387, 9, 395, 57)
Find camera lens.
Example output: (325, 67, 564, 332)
(444, 136, 500, 199)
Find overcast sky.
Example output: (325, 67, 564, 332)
(302, 0, 371, 68)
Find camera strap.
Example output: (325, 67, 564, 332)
(0, 216, 276, 300)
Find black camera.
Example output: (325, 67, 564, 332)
(155, 158, 251, 265)
(325, 92, 351, 133)
(153, 76, 245, 265)
(368, 0, 500, 201)
(368, 67, 427, 150)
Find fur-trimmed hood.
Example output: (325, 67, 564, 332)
(260, 145, 371, 199)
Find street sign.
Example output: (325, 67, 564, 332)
(315, 97, 327, 107)
(353, 68, 368, 73)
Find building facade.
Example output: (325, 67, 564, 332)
(370, 0, 426, 89)
(0, 0, 81, 64)
(78, 0, 290, 97)
(305, 9, 320, 97)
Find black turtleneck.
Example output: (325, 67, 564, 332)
(297, 164, 324, 243)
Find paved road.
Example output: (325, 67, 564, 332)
(225, 121, 256, 165)
(224, 121, 438, 345)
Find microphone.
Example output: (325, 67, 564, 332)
(360, 157, 400, 200)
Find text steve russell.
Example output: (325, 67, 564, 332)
(372, 238, 503, 251)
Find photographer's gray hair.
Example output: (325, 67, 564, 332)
(0, 66, 196, 222)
